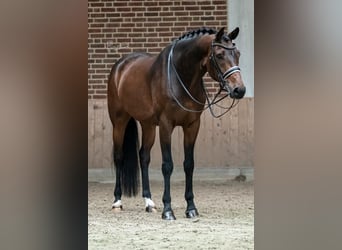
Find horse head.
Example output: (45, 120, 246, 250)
(206, 27, 246, 99)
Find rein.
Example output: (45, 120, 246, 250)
(167, 41, 240, 118)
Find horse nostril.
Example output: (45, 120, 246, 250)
(232, 86, 246, 99)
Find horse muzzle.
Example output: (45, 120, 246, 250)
(230, 85, 246, 99)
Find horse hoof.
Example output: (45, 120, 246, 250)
(162, 210, 176, 220)
(145, 206, 157, 213)
(112, 206, 123, 212)
(186, 208, 199, 218)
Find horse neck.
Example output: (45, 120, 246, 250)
(172, 35, 213, 89)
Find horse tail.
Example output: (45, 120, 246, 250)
(121, 117, 140, 197)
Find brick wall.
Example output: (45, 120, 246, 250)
(88, 0, 228, 99)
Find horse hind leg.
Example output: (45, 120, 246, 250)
(139, 123, 157, 213)
(111, 122, 125, 211)
(111, 117, 127, 211)
(111, 114, 140, 211)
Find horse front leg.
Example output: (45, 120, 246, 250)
(159, 123, 176, 220)
(139, 123, 157, 213)
(183, 119, 200, 218)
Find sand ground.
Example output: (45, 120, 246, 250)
(88, 178, 254, 250)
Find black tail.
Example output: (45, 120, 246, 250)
(121, 118, 139, 197)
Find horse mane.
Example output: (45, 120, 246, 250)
(176, 27, 217, 41)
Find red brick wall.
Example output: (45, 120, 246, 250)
(88, 0, 227, 99)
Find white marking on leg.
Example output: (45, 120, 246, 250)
(112, 200, 122, 208)
(144, 197, 155, 208)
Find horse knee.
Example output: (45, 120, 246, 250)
(183, 158, 194, 173)
(162, 162, 173, 176)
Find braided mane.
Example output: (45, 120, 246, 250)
(176, 27, 217, 41)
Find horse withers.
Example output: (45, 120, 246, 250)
(107, 27, 245, 220)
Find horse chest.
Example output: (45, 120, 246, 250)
(156, 102, 202, 127)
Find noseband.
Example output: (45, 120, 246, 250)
(167, 40, 240, 117)
(209, 42, 241, 93)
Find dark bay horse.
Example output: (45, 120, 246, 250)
(107, 27, 245, 220)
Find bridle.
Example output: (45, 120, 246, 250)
(167, 40, 241, 118)
(209, 42, 241, 93)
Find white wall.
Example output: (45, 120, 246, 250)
(228, 0, 254, 97)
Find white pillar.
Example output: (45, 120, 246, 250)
(228, 0, 254, 97)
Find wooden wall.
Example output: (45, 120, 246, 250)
(88, 98, 254, 169)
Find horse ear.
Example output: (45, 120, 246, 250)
(228, 27, 239, 40)
(215, 27, 225, 42)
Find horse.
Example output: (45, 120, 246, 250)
(107, 27, 246, 220)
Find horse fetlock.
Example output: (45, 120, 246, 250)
(143, 198, 156, 212)
(145, 206, 157, 213)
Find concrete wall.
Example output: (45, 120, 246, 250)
(88, 98, 254, 169)
(228, 0, 254, 97)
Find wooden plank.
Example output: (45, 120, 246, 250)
(221, 100, 231, 167)
(150, 126, 161, 168)
(88, 98, 254, 169)
(171, 126, 181, 168)
(200, 111, 209, 167)
(93, 100, 105, 168)
(88, 101, 95, 168)
(247, 98, 254, 165)
(196, 111, 207, 167)
(228, 99, 239, 166)
(102, 101, 112, 168)
(212, 104, 222, 167)
(238, 98, 249, 166)
(207, 106, 215, 167)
